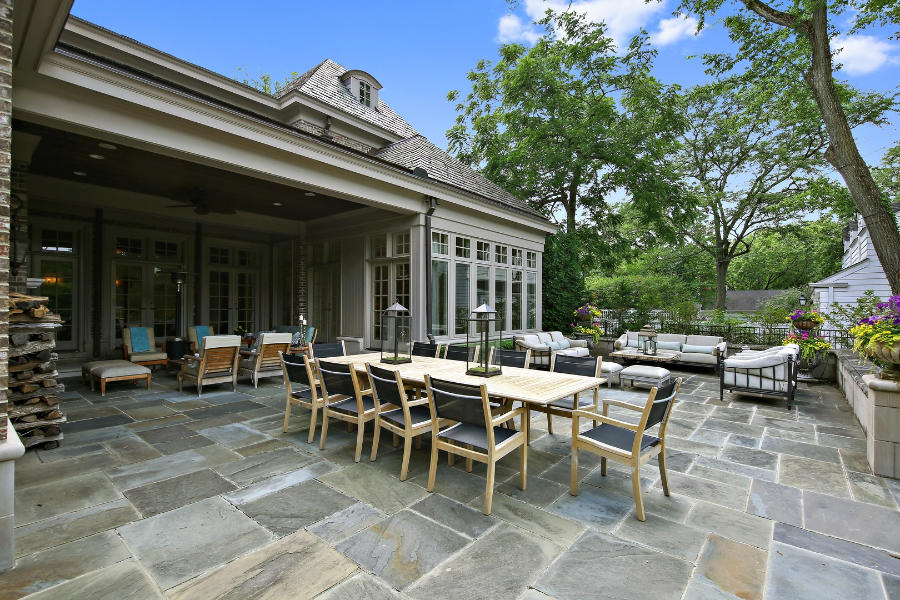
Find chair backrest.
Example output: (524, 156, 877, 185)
(281, 352, 317, 400)
(635, 378, 682, 454)
(490, 348, 530, 369)
(306, 326, 318, 345)
(425, 375, 490, 428)
(411, 341, 440, 358)
(551, 354, 601, 378)
(199, 335, 241, 374)
(189, 325, 213, 347)
(255, 333, 293, 370)
(367, 363, 407, 415)
(316, 359, 359, 399)
(444, 345, 478, 362)
(124, 327, 155, 354)
(311, 341, 345, 359)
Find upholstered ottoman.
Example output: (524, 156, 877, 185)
(600, 361, 624, 387)
(620, 365, 670, 389)
(87, 360, 151, 396)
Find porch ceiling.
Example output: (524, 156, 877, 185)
(15, 120, 364, 221)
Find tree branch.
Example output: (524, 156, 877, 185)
(743, 0, 807, 30)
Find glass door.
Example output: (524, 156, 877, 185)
(36, 257, 77, 350)
(207, 269, 258, 335)
(115, 262, 180, 342)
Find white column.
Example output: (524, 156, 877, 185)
(0, 420, 25, 572)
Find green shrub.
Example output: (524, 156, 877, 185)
(542, 232, 586, 332)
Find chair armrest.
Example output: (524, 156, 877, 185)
(570, 409, 639, 432)
(614, 333, 627, 350)
(602, 399, 643, 412)
(723, 354, 787, 369)
(491, 406, 525, 427)
(715, 341, 727, 356)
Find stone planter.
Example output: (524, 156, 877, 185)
(866, 341, 900, 381)
(799, 351, 828, 380)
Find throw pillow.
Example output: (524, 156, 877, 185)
(558, 338, 571, 349)
(682, 344, 715, 354)
(547, 341, 563, 351)
(129, 328, 151, 353)
(626, 338, 639, 348)
(657, 341, 682, 351)
(291, 332, 303, 346)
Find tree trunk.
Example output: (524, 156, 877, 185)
(566, 202, 577, 235)
(715, 255, 729, 310)
(803, 5, 900, 294)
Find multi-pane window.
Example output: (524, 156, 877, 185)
(432, 232, 449, 255)
(373, 264, 389, 340)
(494, 269, 507, 332)
(454, 263, 470, 335)
(237, 249, 257, 267)
(495, 245, 508, 264)
(476, 266, 490, 309)
(511, 271, 523, 330)
(431, 260, 449, 336)
(476, 241, 490, 261)
(359, 81, 372, 107)
(526, 251, 537, 269)
(512, 248, 523, 266)
(394, 232, 410, 256)
(455, 236, 471, 258)
(527, 272, 537, 329)
(209, 247, 230, 265)
(41, 229, 74, 253)
(153, 241, 179, 260)
(371, 236, 387, 259)
(115, 237, 142, 257)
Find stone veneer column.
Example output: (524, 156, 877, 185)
(864, 375, 900, 479)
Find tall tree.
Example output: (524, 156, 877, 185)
(446, 10, 683, 245)
(672, 76, 876, 308)
(679, 0, 900, 293)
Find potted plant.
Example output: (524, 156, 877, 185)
(782, 331, 832, 379)
(787, 309, 826, 332)
(571, 304, 603, 343)
(849, 294, 900, 381)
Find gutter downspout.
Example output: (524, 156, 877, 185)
(424, 195, 438, 343)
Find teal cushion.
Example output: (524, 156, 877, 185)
(547, 341, 563, 351)
(682, 344, 715, 354)
(626, 338, 639, 348)
(657, 341, 682, 351)
(305, 326, 316, 344)
(129, 328, 151, 353)
(194, 325, 211, 344)
(558, 338, 571, 349)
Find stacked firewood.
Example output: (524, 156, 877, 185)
(8, 293, 65, 449)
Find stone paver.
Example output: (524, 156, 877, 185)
(2, 369, 897, 600)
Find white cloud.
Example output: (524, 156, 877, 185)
(833, 35, 896, 75)
(522, 0, 665, 47)
(650, 15, 699, 46)
(497, 14, 541, 44)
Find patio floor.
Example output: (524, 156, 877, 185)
(2, 366, 899, 600)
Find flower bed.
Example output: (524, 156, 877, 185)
(849, 294, 900, 380)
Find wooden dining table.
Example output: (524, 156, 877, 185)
(321, 352, 606, 411)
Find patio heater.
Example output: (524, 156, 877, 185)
(466, 303, 502, 377)
(638, 325, 658, 356)
(380, 302, 411, 364)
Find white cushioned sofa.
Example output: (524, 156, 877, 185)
(514, 331, 589, 368)
(614, 332, 726, 368)
(720, 344, 799, 409)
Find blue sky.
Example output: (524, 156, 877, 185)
(71, 0, 898, 167)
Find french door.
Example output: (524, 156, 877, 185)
(208, 269, 258, 335)
(371, 261, 409, 345)
(114, 262, 179, 341)
(36, 257, 78, 350)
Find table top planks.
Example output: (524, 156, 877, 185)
(318, 352, 605, 406)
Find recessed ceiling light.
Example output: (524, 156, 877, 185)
(303, 191, 315, 197)
(72, 170, 87, 176)
(272, 202, 283, 207)
(98, 142, 117, 150)
(88, 153, 105, 160)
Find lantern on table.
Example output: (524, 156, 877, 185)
(638, 325, 658, 356)
(466, 303, 503, 377)
(380, 302, 411, 364)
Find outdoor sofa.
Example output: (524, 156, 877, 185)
(514, 331, 589, 368)
(614, 332, 726, 369)
(719, 344, 799, 409)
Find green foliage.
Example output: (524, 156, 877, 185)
(235, 67, 301, 95)
(754, 290, 803, 328)
(873, 142, 900, 207)
(704, 309, 746, 327)
(541, 232, 586, 332)
(826, 290, 884, 333)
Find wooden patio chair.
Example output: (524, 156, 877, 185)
(411, 341, 441, 358)
(570, 378, 683, 521)
(310, 340, 346, 359)
(177, 335, 241, 397)
(533, 354, 601, 437)
(281, 352, 325, 443)
(122, 326, 168, 367)
(368, 363, 442, 480)
(187, 325, 214, 353)
(317, 359, 378, 462)
(424, 375, 527, 515)
(487, 347, 531, 428)
(239, 332, 292, 388)
(444, 344, 479, 362)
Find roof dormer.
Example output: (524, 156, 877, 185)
(340, 69, 382, 109)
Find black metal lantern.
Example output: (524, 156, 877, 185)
(466, 303, 503, 377)
(638, 325, 658, 356)
(799, 292, 808, 307)
(380, 301, 411, 364)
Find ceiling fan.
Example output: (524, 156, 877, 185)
(166, 187, 237, 215)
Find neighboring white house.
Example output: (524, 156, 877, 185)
(809, 206, 900, 310)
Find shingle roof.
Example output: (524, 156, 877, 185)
(374, 135, 543, 218)
(275, 59, 417, 138)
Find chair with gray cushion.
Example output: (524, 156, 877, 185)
(411, 341, 441, 358)
(317, 358, 376, 462)
(570, 378, 683, 521)
(489, 347, 531, 369)
(239, 332, 292, 388)
(177, 335, 241, 396)
(122, 327, 168, 367)
(531, 354, 601, 437)
(281, 353, 324, 443)
(444, 345, 479, 362)
(424, 375, 526, 515)
(310, 341, 345, 359)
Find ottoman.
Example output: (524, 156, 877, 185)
(86, 360, 151, 396)
(600, 361, 624, 388)
(620, 365, 670, 389)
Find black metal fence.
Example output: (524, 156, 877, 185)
(599, 318, 852, 349)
